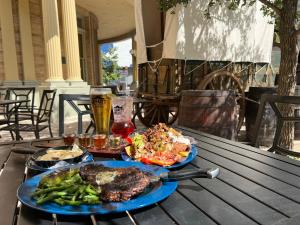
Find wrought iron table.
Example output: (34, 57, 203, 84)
(1, 127, 300, 225)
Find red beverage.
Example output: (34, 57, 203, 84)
(63, 134, 76, 146)
(111, 121, 135, 138)
(78, 134, 91, 148)
(93, 134, 107, 149)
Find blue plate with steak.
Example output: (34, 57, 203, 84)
(17, 161, 219, 215)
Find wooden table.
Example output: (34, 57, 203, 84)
(0, 99, 30, 140)
(1, 127, 300, 225)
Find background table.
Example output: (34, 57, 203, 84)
(0, 99, 30, 140)
(1, 127, 300, 225)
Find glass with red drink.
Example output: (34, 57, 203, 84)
(92, 134, 107, 149)
(111, 96, 135, 140)
(78, 133, 91, 148)
(63, 133, 76, 146)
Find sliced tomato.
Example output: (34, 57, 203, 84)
(140, 157, 176, 166)
(125, 137, 132, 144)
(140, 157, 153, 165)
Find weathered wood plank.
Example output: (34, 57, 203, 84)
(96, 213, 134, 225)
(0, 152, 27, 225)
(0, 144, 12, 168)
(183, 164, 287, 225)
(198, 141, 300, 188)
(177, 126, 300, 167)
(191, 156, 300, 217)
(197, 147, 300, 203)
(160, 191, 218, 225)
(184, 129, 300, 177)
(131, 204, 176, 225)
(16, 206, 53, 225)
(177, 180, 258, 225)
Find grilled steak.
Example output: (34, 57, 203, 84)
(80, 164, 151, 202)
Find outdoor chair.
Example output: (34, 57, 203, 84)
(0, 87, 9, 100)
(1, 89, 57, 139)
(0, 87, 9, 114)
(58, 94, 93, 136)
(7, 87, 36, 124)
(0, 88, 14, 139)
(251, 94, 300, 157)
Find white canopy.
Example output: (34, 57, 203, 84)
(135, 0, 274, 64)
(134, 0, 148, 65)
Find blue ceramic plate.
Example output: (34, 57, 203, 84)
(121, 145, 198, 169)
(17, 161, 177, 215)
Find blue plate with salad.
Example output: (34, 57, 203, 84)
(122, 123, 198, 168)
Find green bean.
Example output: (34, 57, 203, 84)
(85, 185, 98, 195)
(83, 195, 100, 204)
(53, 198, 81, 206)
(32, 184, 73, 197)
(36, 191, 67, 204)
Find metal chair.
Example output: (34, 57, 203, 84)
(6, 87, 36, 124)
(0, 87, 9, 100)
(58, 94, 93, 136)
(251, 94, 300, 157)
(1, 89, 57, 139)
(0, 88, 9, 114)
(0, 88, 14, 139)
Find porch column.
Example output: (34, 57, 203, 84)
(61, 0, 82, 81)
(18, 0, 36, 82)
(0, 0, 19, 82)
(41, 0, 63, 81)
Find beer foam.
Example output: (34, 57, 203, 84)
(90, 88, 112, 95)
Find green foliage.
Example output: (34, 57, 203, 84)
(158, 0, 191, 12)
(101, 47, 121, 84)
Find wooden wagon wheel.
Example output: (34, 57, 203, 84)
(198, 70, 245, 132)
(136, 96, 179, 127)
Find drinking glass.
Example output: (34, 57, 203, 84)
(109, 134, 122, 149)
(111, 96, 135, 140)
(63, 133, 76, 146)
(90, 87, 112, 135)
(92, 134, 107, 149)
(78, 133, 91, 148)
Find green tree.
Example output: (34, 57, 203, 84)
(159, 0, 300, 149)
(101, 47, 121, 84)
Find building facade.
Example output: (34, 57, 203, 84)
(0, 0, 135, 122)
(0, 0, 104, 87)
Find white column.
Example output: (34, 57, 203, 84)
(42, 0, 63, 81)
(0, 0, 19, 82)
(61, 0, 82, 81)
(18, 0, 36, 82)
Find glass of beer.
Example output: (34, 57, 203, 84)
(90, 87, 112, 135)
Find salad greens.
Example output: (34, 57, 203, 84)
(132, 134, 145, 149)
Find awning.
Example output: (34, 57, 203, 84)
(135, 0, 274, 64)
